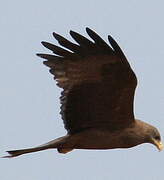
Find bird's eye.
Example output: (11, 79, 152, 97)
(155, 136, 160, 140)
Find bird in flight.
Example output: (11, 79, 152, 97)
(4, 28, 163, 158)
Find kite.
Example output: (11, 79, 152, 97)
(4, 28, 163, 157)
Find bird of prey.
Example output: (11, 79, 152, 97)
(5, 28, 163, 158)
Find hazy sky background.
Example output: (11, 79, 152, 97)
(1, 0, 164, 179)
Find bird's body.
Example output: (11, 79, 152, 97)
(58, 120, 149, 151)
(4, 28, 163, 158)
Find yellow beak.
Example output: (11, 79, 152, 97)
(152, 139, 164, 151)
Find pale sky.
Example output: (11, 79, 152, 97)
(1, 0, 164, 180)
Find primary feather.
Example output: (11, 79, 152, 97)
(37, 27, 137, 134)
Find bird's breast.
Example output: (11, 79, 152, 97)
(66, 128, 132, 150)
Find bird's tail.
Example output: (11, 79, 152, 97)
(3, 136, 68, 158)
(4, 147, 47, 158)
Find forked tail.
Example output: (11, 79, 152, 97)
(4, 146, 48, 158)
(3, 136, 68, 158)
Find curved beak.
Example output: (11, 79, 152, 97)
(152, 139, 163, 151)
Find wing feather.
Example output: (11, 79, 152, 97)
(108, 35, 130, 67)
(41, 41, 75, 58)
(70, 30, 94, 47)
(53, 32, 85, 57)
(37, 28, 137, 134)
(86, 27, 113, 52)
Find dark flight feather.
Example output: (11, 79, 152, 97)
(53, 32, 86, 57)
(86, 27, 113, 53)
(37, 28, 137, 134)
(41, 41, 74, 58)
(108, 35, 130, 66)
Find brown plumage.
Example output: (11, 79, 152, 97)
(4, 28, 163, 158)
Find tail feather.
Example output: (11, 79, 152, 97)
(5, 149, 33, 158)
(3, 136, 68, 158)
(3, 146, 48, 158)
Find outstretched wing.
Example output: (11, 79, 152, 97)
(37, 28, 137, 134)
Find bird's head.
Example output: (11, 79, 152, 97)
(135, 120, 163, 151)
(146, 126, 163, 151)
